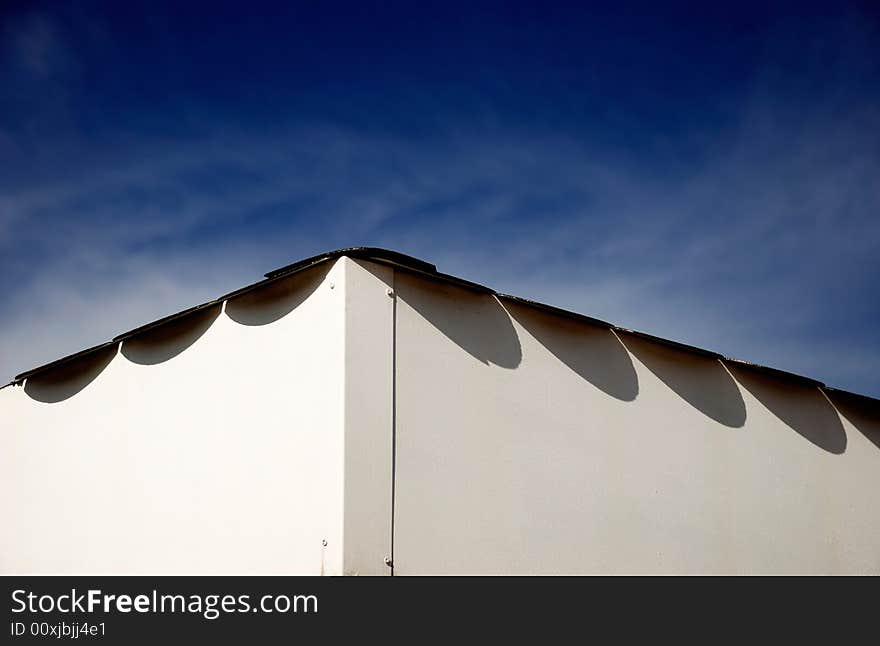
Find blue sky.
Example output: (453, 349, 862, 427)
(1, 1, 878, 396)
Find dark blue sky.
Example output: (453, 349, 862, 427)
(1, 1, 878, 396)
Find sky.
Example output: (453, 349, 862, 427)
(1, 1, 878, 396)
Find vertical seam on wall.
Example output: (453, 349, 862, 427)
(340, 260, 348, 576)
(390, 268, 397, 576)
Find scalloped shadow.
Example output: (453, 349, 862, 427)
(24, 344, 119, 403)
(225, 264, 329, 326)
(121, 304, 222, 365)
(399, 274, 521, 369)
(825, 392, 880, 452)
(620, 333, 745, 427)
(727, 364, 846, 454)
(505, 302, 637, 401)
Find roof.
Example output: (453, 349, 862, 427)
(4, 246, 878, 405)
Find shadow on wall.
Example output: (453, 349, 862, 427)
(504, 302, 638, 401)
(620, 333, 745, 427)
(24, 344, 118, 403)
(826, 392, 880, 452)
(400, 274, 521, 369)
(727, 365, 847, 454)
(121, 304, 222, 365)
(225, 264, 329, 326)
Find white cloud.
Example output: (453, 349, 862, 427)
(0, 84, 878, 394)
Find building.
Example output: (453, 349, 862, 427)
(1, 248, 878, 574)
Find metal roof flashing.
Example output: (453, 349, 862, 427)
(823, 386, 880, 408)
(267, 247, 494, 295)
(5, 246, 877, 403)
(723, 358, 824, 389)
(498, 294, 612, 329)
(264, 247, 436, 280)
(614, 327, 723, 360)
(14, 341, 120, 383)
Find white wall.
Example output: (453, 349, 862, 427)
(3, 254, 879, 574)
(0, 260, 348, 574)
(341, 259, 394, 575)
(391, 269, 880, 574)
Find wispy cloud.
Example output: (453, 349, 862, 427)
(0, 6, 877, 395)
(2, 102, 878, 394)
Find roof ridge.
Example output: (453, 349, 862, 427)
(4, 247, 878, 405)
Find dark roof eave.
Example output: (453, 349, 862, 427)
(14, 340, 120, 382)
(111, 300, 223, 343)
(822, 386, 880, 408)
(6, 246, 875, 402)
(497, 293, 613, 329)
(615, 327, 724, 360)
(723, 357, 824, 389)
(265, 247, 436, 280)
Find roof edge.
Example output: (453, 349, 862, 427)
(265, 247, 436, 279)
(615, 327, 723, 360)
(14, 341, 120, 383)
(497, 293, 613, 329)
(822, 386, 880, 408)
(723, 358, 824, 389)
(6, 246, 877, 403)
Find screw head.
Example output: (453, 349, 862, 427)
(384, 556, 393, 568)
(329, 282, 335, 289)
(322, 539, 328, 547)
(386, 288, 395, 297)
